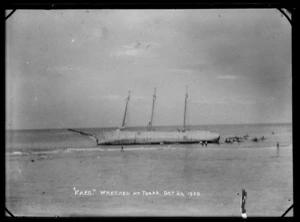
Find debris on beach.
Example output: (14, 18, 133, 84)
(251, 136, 266, 142)
(225, 136, 243, 143)
(225, 135, 266, 143)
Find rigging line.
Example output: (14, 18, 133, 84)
(122, 91, 130, 128)
(149, 87, 156, 130)
(281, 203, 293, 217)
(5, 9, 17, 21)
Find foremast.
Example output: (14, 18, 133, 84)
(148, 88, 156, 131)
(120, 90, 131, 130)
(183, 85, 188, 131)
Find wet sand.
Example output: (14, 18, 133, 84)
(6, 144, 293, 217)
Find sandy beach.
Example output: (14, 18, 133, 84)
(6, 143, 293, 217)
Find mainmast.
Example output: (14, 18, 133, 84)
(183, 86, 188, 131)
(148, 88, 156, 131)
(121, 90, 131, 129)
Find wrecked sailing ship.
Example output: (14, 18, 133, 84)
(97, 87, 220, 145)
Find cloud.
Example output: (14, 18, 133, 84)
(101, 94, 146, 101)
(168, 68, 195, 74)
(193, 99, 227, 105)
(230, 98, 255, 105)
(216, 75, 240, 80)
(47, 66, 72, 73)
(131, 95, 147, 101)
(193, 96, 256, 105)
(102, 94, 122, 101)
(46, 65, 89, 75)
(111, 42, 160, 57)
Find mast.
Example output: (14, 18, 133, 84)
(183, 85, 188, 131)
(148, 88, 156, 130)
(121, 90, 131, 129)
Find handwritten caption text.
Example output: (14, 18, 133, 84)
(73, 187, 201, 197)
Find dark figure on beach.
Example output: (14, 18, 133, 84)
(201, 141, 204, 147)
(204, 141, 208, 147)
(276, 142, 280, 156)
(240, 189, 247, 218)
(121, 146, 123, 152)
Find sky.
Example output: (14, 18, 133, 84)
(6, 9, 292, 130)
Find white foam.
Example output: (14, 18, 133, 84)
(8, 144, 292, 156)
(7, 151, 29, 156)
(66, 147, 106, 152)
(119, 147, 159, 151)
(32, 150, 61, 155)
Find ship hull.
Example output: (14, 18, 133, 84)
(98, 130, 220, 145)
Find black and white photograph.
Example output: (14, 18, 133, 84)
(5, 8, 293, 217)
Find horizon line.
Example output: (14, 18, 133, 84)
(6, 122, 292, 131)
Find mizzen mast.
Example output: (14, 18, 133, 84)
(121, 90, 131, 129)
(183, 85, 188, 131)
(148, 88, 156, 131)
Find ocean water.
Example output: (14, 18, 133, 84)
(6, 123, 292, 152)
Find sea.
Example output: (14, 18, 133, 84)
(6, 123, 293, 152)
(5, 123, 293, 217)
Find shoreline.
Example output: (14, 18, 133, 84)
(6, 144, 293, 156)
(6, 143, 293, 217)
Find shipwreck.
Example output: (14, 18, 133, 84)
(97, 87, 220, 145)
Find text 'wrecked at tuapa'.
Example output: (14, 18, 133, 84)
(73, 187, 202, 197)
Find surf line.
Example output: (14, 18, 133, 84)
(68, 129, 99, 145)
